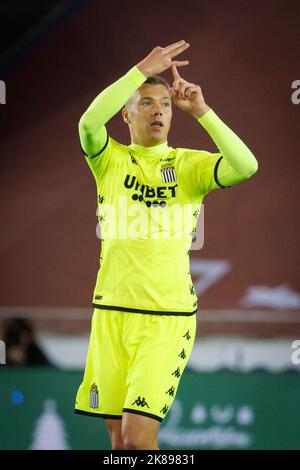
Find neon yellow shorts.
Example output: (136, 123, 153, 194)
(74, 308, 196, 422)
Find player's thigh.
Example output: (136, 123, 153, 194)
(122, 412, 160, 448)
(75, 309, 127, 417)
(105, 418, 124, 448)
(123, 313, 196, 422)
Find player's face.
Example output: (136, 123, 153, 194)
(123, 84, 172, 147)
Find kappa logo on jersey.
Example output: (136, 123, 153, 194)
(189, 284, 195, 295)
(161, 164, 177, 183)
(124, 174, 178, 208)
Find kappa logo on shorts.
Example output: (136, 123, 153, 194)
(131, 396, 149, 408)
(166, 386, 175, 397)
(160, 404, 169, 415)
(89, 383, 99, 409)
(178, 348, 187, 359)
(183, 329, 191, 340)
(94, 295, 103, 300)
(171, 367, 181, 378)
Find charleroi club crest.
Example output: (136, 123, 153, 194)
(161, 164, 177, 183)
(90, 383, 99, 409)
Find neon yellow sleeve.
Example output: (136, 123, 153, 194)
(79, 65, 147, 157)
(197, 109, 258, 188)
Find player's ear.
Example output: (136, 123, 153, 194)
(121, 106, 129, 124)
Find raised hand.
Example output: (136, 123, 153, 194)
(170, 64, 210, 118)
(136, 40, 190, 78)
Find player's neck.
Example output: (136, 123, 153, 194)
(129, 140, 169, 156)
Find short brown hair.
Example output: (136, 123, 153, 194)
(124, 75, 170, 109)
(143, 75, 171, 93)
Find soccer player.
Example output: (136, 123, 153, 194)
(74, 40, 258, 450)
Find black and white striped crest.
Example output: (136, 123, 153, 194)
(161, 165, 177, 183)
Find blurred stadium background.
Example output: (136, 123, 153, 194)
(0, 0, 299, 450)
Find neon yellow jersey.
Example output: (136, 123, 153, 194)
(82, 131, 229, 315)
(79, 64, 258, 315)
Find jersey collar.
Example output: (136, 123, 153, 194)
(128, 140, 169, 156)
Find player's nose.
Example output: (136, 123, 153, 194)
(152, 105, 163, 115)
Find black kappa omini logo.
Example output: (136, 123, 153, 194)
(124, 174, 177, 208)
(131, 396, 150, 408)
(130, 155, 138, 165)
(171, 367, 181, 378)
(178, 348, 187, 359)
(189, 284, 195, 296)
(183, 330, 191, 340)
(160, 404, 169, 415)
(166, 386, 175, 397)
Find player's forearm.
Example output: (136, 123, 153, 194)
(79, 65, 147, 135)
(196, 109, 258, 177)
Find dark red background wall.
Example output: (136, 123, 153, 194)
(1, 0, 299, 311)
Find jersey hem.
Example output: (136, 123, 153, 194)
(92, 303, 197, 316)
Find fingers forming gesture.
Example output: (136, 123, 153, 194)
(170, 64, 208, 116)
(137, 40, 190, 77)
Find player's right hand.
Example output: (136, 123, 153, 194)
(136, 40, 190, 77)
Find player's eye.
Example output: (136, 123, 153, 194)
(141, 101, 170, 107)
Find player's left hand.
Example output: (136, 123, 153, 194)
(170, 65, 209, 117)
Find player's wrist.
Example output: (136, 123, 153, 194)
(136, 62, 151, 78)
(191, 104, 210, 119)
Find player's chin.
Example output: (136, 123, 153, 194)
(148, 125, 165, 135)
